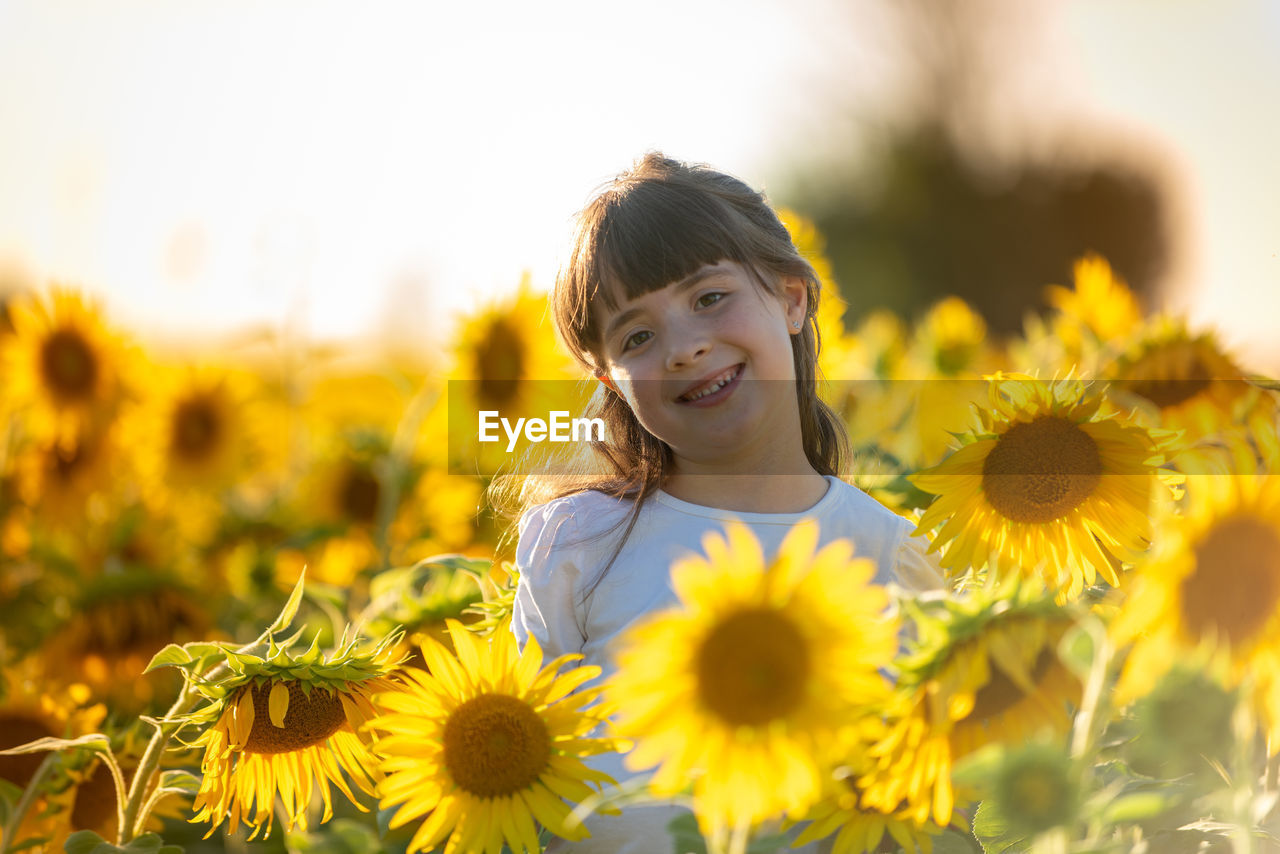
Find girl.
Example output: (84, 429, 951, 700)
(504, 153, 944, 853)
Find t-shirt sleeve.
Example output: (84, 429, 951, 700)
(511, 500, 589, 661)
(893, 520, 948, 592)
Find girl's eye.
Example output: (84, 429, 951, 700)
(623, 330, 652, 351)
(696, 292, 725, 308)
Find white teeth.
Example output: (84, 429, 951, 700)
(683, 367, 738, 401)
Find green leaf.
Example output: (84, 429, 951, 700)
(0, 733, 109, 756)
(268, 569, 308, 635)
(664, 813, 708, 854)
(1058, 620, 1098, 681)
(64, 830, 109, 854)
(971, 800, 1032, 854)
(143, 644, 192, 673)
(933, 829, 983, 853)
(156, 770, 202, 796)
(1100, 791, 1178, 824)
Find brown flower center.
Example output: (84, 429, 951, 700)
(475, 317, 525, 409)
(338, 464, 380, 525)
(696, 607, 811, 727)
(442, 693, 550, 797)
(171, 395, 222, 462)
(1181, 515, 1280, 647)
(982, 417, 1103, 523)
(40, 328, 99, 402)
(242, 681, 347, 754)
(1121, 342, 1215, 409)
(970, 649, 1056, 722)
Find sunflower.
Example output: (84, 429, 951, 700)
(40, 571, 211, 711)
(910, 374, 1174, 599)
(1045, 253, 1143, 364)
(607, 521, 898, 837)
(776, 208, 852, 386)
(133, 365, 260, 492)
(859, 580, 1081, 828)
(1113, 465, 1280, 751)
(905, 296, 999, 379)
(446, 276, 579, 472)
(1, 289, 131, 448)
(185, 631, 405, 838)
(13, 423, 118, 530)
(791, 765, 944, 854)
(366, 620, 621, 854)
(1108, 317, 1278, 449)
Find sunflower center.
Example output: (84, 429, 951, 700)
(970, 649, 1055, 722)
(695, 607, 811, 727)
(475, 317, 525, 409)
(1123, 344, 1213, 409)
(338, 466, 380, 524)
(442, 693, 551, 798)
(40, 328, 99, 401)
(171, 397, 222, 462)
(982, 417, 1103, 524)
(0, 716, 56, 786)
(242, 681, 347, 754)
(1180, 515, 1280, 647)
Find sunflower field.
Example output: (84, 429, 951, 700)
(2, 211, 1279, 854)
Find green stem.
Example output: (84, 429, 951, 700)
(119, 622, 280, 843)
(118, 682, 201, 843)
(97, 748, 129, 847)
(1, 752, 58, 854)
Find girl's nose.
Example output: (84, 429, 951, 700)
(665, 335, 710, 372)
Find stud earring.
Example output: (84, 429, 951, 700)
(792, 320, 801, 330)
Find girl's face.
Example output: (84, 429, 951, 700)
(594, 260, 808, 472)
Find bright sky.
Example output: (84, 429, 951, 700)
(1, 0, 1277, 371)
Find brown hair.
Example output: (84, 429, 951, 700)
(488, 152, 849, 591)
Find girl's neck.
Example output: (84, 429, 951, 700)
(661, 469, 830, 514)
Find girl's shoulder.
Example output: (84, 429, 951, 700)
(518, 488, 636, 549)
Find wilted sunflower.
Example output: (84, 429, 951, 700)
(367, 620, 620, 854)
(186, 631, 404, 838)
(911, 375, 1173, 599)
(2, 289, 130, 447)
(1113, 463, 1280, 750)
(860, 579, 1081, 828)
(608, 521, 898, 836)
(1109, 317, 1277, 449)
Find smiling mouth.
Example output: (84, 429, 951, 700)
(677, 365, 743, 403)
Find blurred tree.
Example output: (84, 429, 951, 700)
(777, 0, 1173, 335)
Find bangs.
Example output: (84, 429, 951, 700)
(591, 182, 757, 310)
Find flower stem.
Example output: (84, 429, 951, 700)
(0, 752, 58, 854)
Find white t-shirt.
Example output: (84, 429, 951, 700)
(511, 475, 945, 854)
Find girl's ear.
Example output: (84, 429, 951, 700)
(779, 275, 809, 334)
